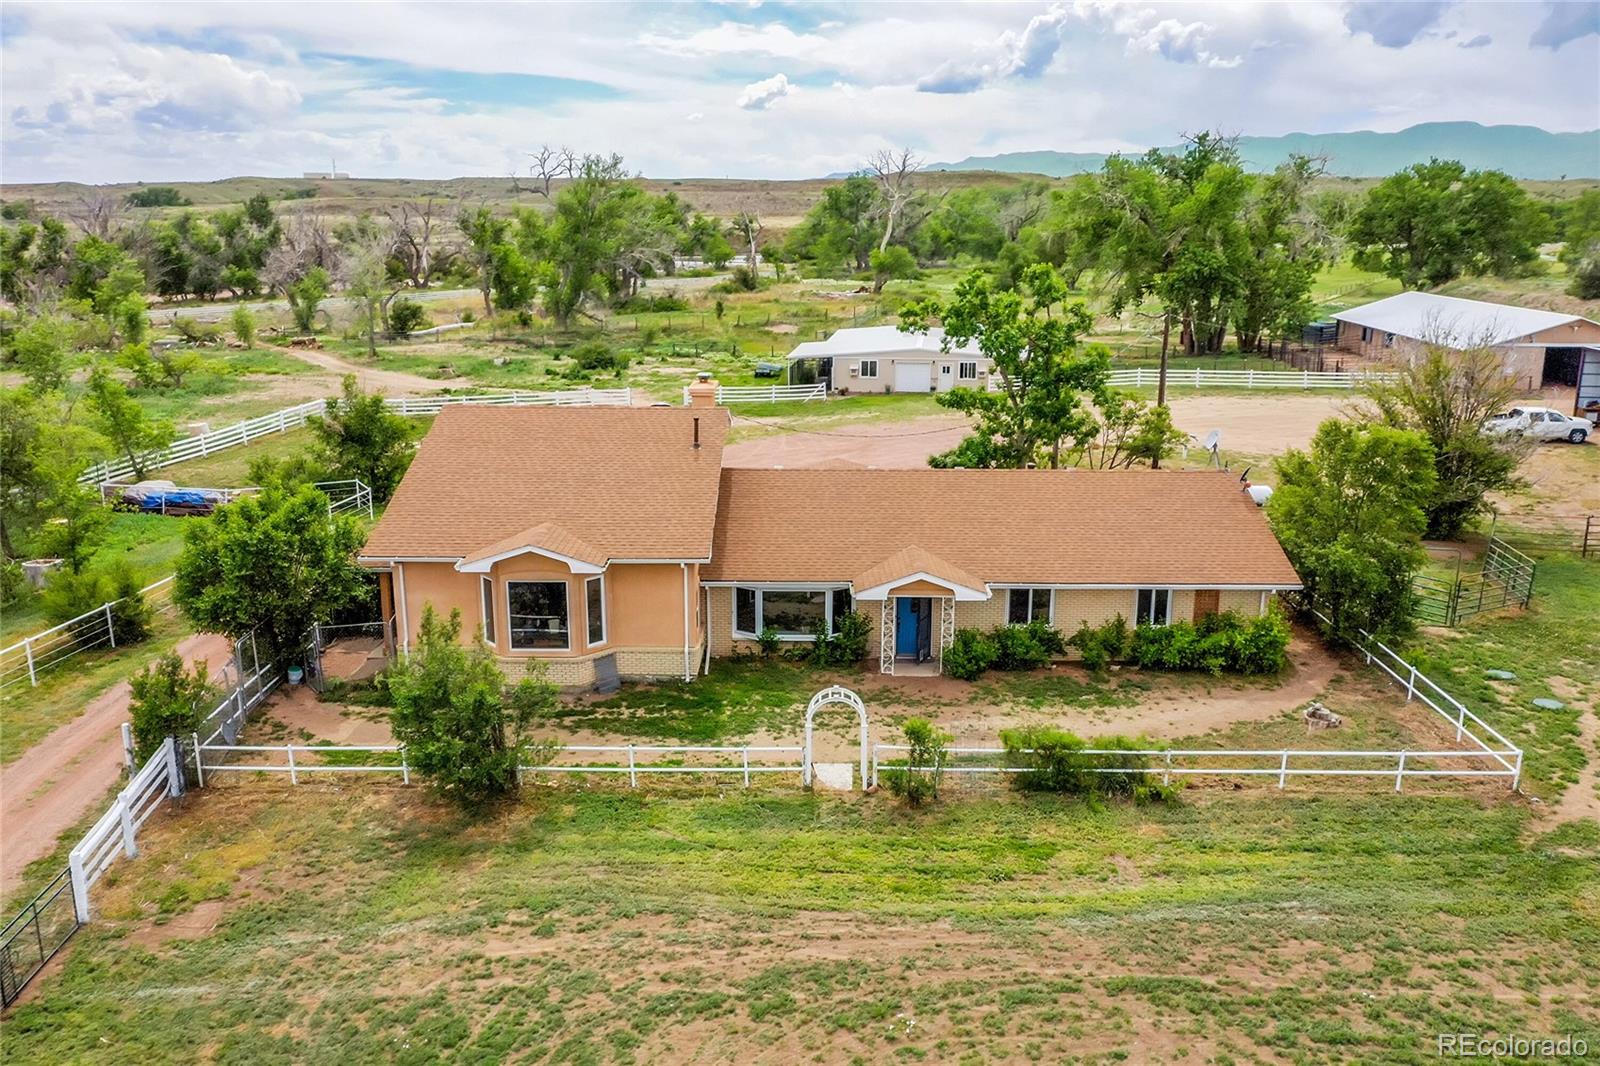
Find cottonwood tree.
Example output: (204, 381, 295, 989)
(728, 210, 764, 271)
(783, 175, 877, 272)
(174, 484, 369, 659)
(523, 144, 577, 199)
(1069, 392, 1185, 469)
(457, 203, 511, 319)
(867, 148, 922, 252)
(285, 266, 332, 333)
(1267, 420, 1437, 643)
(901, 264, 1109, 469)
(1359, 341, 1531, 538)
(85, 364, 175, 480)
(68, 190, 127, 241)
(341, 230, 400, 358)
(388, 606, 558, 808)
(388, 198, 444, 289)
(1349, 160, 1548, 288)
(308, 375, 416, 502)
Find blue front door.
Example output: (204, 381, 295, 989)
(895, 598, 920, 656)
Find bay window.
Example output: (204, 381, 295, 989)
(734, 586, 853, 640)
(507, 580, 570, 650)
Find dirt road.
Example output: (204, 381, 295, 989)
(274, 344, 446, 396)
(0, 632, 234, 897)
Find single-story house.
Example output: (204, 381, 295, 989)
(360, 385, 1302, 685)
(1331, 292, 1600, 418)
(785, 325, 992, 395)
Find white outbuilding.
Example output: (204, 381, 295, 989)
(786, 325, 991, 394)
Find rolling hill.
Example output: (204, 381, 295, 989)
(926, 122, 1600, 180)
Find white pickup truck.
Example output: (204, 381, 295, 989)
(1482, 406, 1591, 444)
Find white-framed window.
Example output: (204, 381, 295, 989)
(480, 576, 496, 646)
(1006, 588, 1052, 625)
(585, 575, 606, 647)
(859, 359, 878, 378)
(733, 586, 853, 640)
(1135, 588, 1172, 627)
(507, 580, 570, 650)
(1383, 332, 1396, 347)
(959, 360, 979, 380)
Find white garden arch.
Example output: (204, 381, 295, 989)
(802, 686, 869, 791)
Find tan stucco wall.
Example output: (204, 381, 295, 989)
(396, 557, 699, 681)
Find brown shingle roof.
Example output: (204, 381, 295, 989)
(458, 521, 607, 570)
(362, 406, 730, 561)
(704, 468, 1301, 588)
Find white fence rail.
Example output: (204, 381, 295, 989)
(67, 737, 183, 922)
(196, 742, 804, 788)
(0, 576, 175, 690)
(988, 368, 1397, 393)
(80, 388, 633, 484)
(682, 383, 826, 405)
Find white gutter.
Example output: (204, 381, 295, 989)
(395, 561, 410, 657)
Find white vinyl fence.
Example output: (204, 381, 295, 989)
(195, 742, 804, 788)
(80, 388, 633, 484)
(682, 383, 826, 405)
(0, 576, 175, 690)
(874, 617, 1522, 793)
(988, 368, 1397, 393)
(67, 737, 185, 921)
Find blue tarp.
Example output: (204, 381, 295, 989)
(137, 490, 212, 511)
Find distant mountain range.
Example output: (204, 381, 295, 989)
(924, 123, 1600, 180)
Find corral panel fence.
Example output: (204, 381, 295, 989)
(1488, 515, 1597, 561)
(1412, 537, 1537, 626)
(0, 577, 175, 691)
(79, 388, 632, 485)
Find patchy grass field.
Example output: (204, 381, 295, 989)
(3, 785, 1596, 1064)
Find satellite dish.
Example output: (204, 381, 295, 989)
(1202, 429, 1221, 452)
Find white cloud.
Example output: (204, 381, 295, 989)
(1343, 1, 1453, 48)
(736, 72, 793, 111)
(1529, 0, 1599, 49)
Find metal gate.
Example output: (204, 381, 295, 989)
(0, 868, 81, 1007)
(1412, 538, 1536, 627)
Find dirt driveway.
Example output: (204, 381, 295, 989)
(722, 393, 1349, 470)
(0, 632, 234, 897)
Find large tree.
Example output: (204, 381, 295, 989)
(900, 265, 1109, 469)
(1267, 420, 1437, 643)
(85, 364, 175, 480)
(1349, 160, 1547, 288)
(1359, 344, 1530, 539)
(174, 484, 369, 659)
(308, 375, 416, 503)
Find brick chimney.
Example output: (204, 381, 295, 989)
(686, 371, 719, 408)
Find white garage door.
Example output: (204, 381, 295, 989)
(892, 361, 932, 393)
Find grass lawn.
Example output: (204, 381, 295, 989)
(4, 786, 1595, 1064)
(153, 426, 318, 487)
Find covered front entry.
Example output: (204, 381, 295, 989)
(894, 596, 933, 663)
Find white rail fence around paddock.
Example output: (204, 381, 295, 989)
(682, 383, 826, 405)
(194, 742, 805, 788)
(79, 387, 633, 484)
(988, 368, 1397, 393)
(0, 576, 175, 690)
(870, 744, 1514, 793)
(67, 737, 185, 922)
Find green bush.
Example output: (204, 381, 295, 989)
(990, 623, 1052, 671)
(129, 653, 212, 763)
(616, 293, 689, 313)
(229, 305, 256, 347)
(1130, 610, 1290, 676)
(571, 341, 629, 374)
(1068, 615, 1129, 674)
(810, 610, 871, 667)
(999, 727, 1177, 803)
(388, 297, 429, 335)
(757, 626, 780, 658)
(41, 563, 153, 645)
(1, 558, 30, 609)
(880, 717, 951, 807)
(943, 628, 997, 680)
(173, 318, 224, 344)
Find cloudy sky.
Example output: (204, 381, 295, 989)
(3, 1, 1597, 184)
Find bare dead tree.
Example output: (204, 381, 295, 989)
(68, 190, 128, 240)
(729, 211, 764, 271)
(866, 148, 923, 252)
(389, 198, 443, 289)
(263, 212, 338, 294)
(526, 145, 578, 199)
